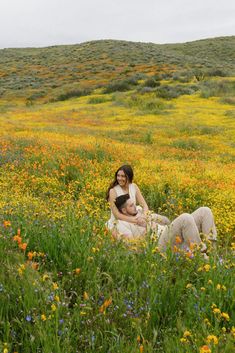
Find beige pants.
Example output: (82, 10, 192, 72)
(114, 220, 146, 239)
(114, 211, 170, 240)
(158, 207, 217, 252)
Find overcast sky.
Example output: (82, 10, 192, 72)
(0, 0, 234, 49)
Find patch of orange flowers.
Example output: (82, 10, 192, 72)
(99, 297, 112, 314)
(13, 229, 27, 251)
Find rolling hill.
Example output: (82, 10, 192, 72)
(0, 36, 234, 103)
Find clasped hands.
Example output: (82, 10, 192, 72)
(134, 214, 147, 227)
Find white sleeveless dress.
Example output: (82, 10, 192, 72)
(106, 183, 167, 239)
(106, 183, 138, 230)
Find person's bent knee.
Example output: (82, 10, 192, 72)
(198, 206, 212, 214)
(181, 213, 194, 221)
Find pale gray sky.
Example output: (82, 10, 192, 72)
(0, 0, 234, 48)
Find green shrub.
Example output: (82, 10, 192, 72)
(142, 131, 153, 144)
(103, 80, 131, 93)
(88, 96, 109, 104)
(54, 88, 91, 101)
(156, 84, 198, 99)
(172, 70, 195, 83)
(171, 138, 209, 151)
(142, 77, 161, 88)
(127, 94, 172, 114)
(200, 79, 235, 98)
(206, 68, 230, 77)
(103, 76, 140, 94)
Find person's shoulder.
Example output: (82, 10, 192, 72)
(132, 182, 139, 190)
(109, 187, 117, 198)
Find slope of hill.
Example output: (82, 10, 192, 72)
(0, 36, 234, 103)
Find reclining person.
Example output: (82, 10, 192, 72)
(113, 194, 217, 253)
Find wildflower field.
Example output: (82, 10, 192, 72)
(0, 38, 235, 353)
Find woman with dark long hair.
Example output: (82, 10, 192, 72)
(106, 164, 169, 235)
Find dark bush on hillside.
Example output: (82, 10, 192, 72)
(172, 70, 194, 83)
(206, 68, 229, 77)
(200, 80, 235, 98)
(156, 84, 199, 99)
(142, 77, 161, 88)
(124, 76, 139, 85)
(127, 94, 172, 114)
(103, 80, 131, 93)
(192, 69, 206, 82)
(131, 73, 148, 80)
(55, 88, 91, 101)
(159, 72, 174, 80)
(27, 91, 46, 100)
(138, 87, 155, 94)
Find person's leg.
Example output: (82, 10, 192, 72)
(168, 213, 201, 250)
(150, 213, 171, 226)
(191, 207, 217, 241)
(116, 220, 146, 239)
(158, 226, 170, 251)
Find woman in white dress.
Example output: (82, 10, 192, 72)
(106, 164, 170, 238)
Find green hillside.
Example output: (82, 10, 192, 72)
(0, 36, 234, 103)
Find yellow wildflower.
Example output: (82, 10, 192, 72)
(51, 304, 56, 311)
(204, 318, 211, 326)
(221, 312, 230, 321)
(213, 308, 221, 315)
(41, 314, 46, 321)
(83, 291, 89, 300)
(204, 264, 211, 272)
(54, 295, 60, 302)
(17, 264, 26, 276)
(42, 274, 49, 281)
(183, 330, 192, 338)
(206, 335, 218, 345)
(52, 282, 59, 290)
(152, 247, 159, 254)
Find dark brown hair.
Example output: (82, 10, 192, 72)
(114, 194, 130, 212)
(106, 164, 134, 201)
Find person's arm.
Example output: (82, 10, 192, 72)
(109, 188, 139, 224)
(134, 183, 149, 214)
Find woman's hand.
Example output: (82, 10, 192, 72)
(135, 215, 147, 227)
